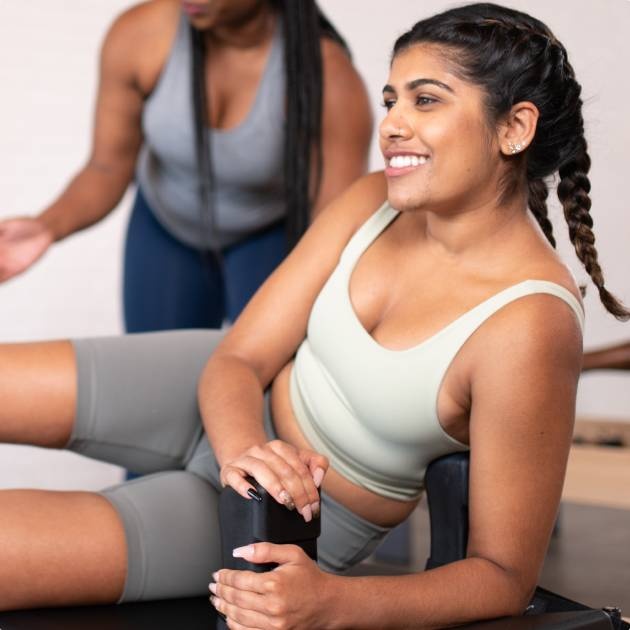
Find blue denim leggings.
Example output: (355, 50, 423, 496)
(123, 188, 287, 332)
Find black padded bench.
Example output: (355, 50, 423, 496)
(0, 601, 618, 629)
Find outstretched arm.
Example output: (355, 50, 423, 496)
(212, 292, 583, 629)
(582, 340, 630, 371)
(0, 7, 146, 282)
(36, 11, 145, 240)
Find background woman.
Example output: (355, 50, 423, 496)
(0, 3, 627, 628)
(0, 0, 372, 331)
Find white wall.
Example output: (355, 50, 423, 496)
(0, 0, 136, 489)
(0, 0, 629, 490)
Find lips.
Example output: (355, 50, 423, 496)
(182, 2, 208, 16)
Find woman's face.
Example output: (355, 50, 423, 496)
(379, 44, 503, 214)
(181, 0, 265, 31)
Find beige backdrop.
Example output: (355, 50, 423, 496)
(1, 0, 628, 489)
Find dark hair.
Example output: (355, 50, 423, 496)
(393, 3, 629, 321)
(191, 1, 349, 253)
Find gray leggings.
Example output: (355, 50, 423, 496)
(67, 330, 389, 603)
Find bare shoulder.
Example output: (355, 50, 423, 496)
(314, 171, 388, 234)
(472, 280, 584, 392)
(106, 0, 178, 42)
(101, 0, 180, 94)
(320, 36, 370, 99)
(320, 37, 362, 86)
(320, 37, 372, 127)
(287, 171, 388, 276)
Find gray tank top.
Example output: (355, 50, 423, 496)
(136, 12, 286, 249)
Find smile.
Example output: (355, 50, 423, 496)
(388, 155, 429, 168)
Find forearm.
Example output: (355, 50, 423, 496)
(198, 355, 269, 468)
(582, 342, 630, 371)
(325, 558, 529, 630)
(38, 161, 133, 241)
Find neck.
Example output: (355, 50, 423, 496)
(414, 193, 532, 260)
(206, 3, 275, 49)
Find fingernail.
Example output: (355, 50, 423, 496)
(279, 490, 294, 509)
(233, 545, 254, 559)
(313, 467, 325, 488)
(311, 501, 320, 518)
(247, 488, 262, 502)
(209, 582, 217, 594)
(212, 571, 219, 581)
(302, 504, 313, 523)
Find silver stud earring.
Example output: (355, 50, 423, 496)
(509, 142, 525, 154)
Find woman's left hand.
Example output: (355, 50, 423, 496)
(210, 542, 334, 629)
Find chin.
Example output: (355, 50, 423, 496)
(386, 188, 426, 213)
(187, 16, 215, 30)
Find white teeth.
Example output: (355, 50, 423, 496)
(388, 155, 428, 168)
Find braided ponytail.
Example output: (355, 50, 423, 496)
(557, 141, 629, 320)
(528, 178, 555, 248)
(393, 3, 629, 321)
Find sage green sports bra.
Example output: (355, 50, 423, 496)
(289, 202, 585, 501)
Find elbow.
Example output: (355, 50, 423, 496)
(498, 573, 538, 618)
(504, 586, 535, 618)
(472, 556, 538, 618)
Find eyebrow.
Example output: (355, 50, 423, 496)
(382, 78, 454, 94)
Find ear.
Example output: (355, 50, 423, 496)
(497, 101, 539, 156)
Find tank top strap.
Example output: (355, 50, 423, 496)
(339, 202, 399, 265)
(413, 279, 585, 429)
(458, 279, 585, 336)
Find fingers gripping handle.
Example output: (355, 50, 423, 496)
(218, 476, 320, 573)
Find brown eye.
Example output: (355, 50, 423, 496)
(381, 99, 396, 111)
(416, 96, 437, 106)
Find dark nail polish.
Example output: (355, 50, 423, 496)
(247, 487, 262, 502)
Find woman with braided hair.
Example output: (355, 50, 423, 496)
(0, 0, 372, 331)
(0, 2, 627, 627)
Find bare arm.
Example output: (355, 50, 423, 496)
(198, 173, 387, 509)
(582, 340, 630, 371)
(38, 10, 146, 240)
(213, 293, 583, 629)
(0, 7, 148, 282)
(310, 39, 373, 217)
(323, 295, 583, 629)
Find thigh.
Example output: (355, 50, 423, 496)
(68, 329, 224, 473)
(123, 189, 224, 332)
(222, 221, 287, 322)
(0, 488, 126, 610)
(317, 493, 390, 574)
(102, 471, 222, 601)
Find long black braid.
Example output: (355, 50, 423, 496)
(190, 1, 349, 255)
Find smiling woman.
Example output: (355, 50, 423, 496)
(0, 2, 627, 629)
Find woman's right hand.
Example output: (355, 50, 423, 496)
(0, 217, 54, 282)
(220, 440, 328, 523)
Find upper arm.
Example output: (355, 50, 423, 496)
(88, 5, 157, 178)
(214, 172, 387, 385)
(311, 39, 374, 216)
(465, 296, 583, 596)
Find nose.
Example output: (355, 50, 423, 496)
(379, 110, 411, 141)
